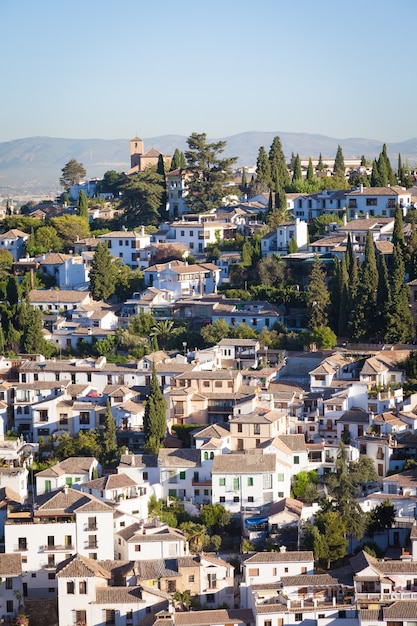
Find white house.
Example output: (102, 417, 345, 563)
(346, 185, 412, 219)
(261, 219, 308, 256)
(114, 520, 188, 561)
(0, 229, 29, 260)
(35, 457, 100, 496)
(0, 553, 23, 622)
(37, 252, 89, 289)
(4, 485, 114, 598)
(143, 260, 221, 299)
(99, 229, 151, 269)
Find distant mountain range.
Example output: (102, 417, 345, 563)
(1, 132, 417, 197)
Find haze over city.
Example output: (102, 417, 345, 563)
(2, 0, 416, 144)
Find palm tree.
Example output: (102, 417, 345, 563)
(150, 319, 174, 350)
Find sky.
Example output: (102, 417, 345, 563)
(1, 0, 416, 144)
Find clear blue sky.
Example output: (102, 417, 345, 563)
(1, 0, 415, 143)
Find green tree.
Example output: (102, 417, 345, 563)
(306, 254, 330, 329)
(100, 400, 118, 466)
(367, 500, 396, 536)
(119, 169, 164, 227)
(97, 170, 122, 195)
(316, 153, 327, 172)
(89, 242, 117, 300)
(333, 145, 345, 176)
(143, 362, 167, 453)
(241, 167, 247, 187)
(49, 215, 90, 248)
(170, 148, 186, 171)
(6, 275, 20, 307)
(256, 146, 271, 187)
(292, 470, 319, 503)
(201, 503, 230, 528)
(184, 132, 238, 212)
(200, 318, 231, 345)
(60, 159, 86, 190)
(26, 226, 63, 256)
(77, 190, 89, 223)
(257, 255, 286, 287)
(151, 319, 175, 350)
(385, 243, 413, 343)
(292, 154, 302, 183)
(314, 509, 348, 568)
(309, 325, 337, 349)
(268, 136, 290, 190)
(20, 304, 54, 355)
(392, 204, 405, 249)
(306, 157, 314, 183)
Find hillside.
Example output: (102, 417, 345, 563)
(1, 132, 417, 197)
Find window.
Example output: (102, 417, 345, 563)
(180, 471, 186, 480)
(248, 568, 259, 577)
(233, 496, 240, 502)
(338, 610, 346, 618)
(237, 424, 243, 433)
(18, 537, 27, 550)
(294, 455, 300, 464)
(263, 474, 272, 489)
(48, 573, 55, 580)
(80, 412, 90, 425)
(105, 609, 116, 625)
(167, 580, 177, 593)
(6, 601, 13, 613)
(295, 614, 303, 622)
(188, 575, 195, 583)
(6, 578, 12, 589)
(277, 473, 284, 481)
(79, 581, 87, 594)
(264, 621, 272, 626)
(135, 545, 141, 552)
(247, 477, 254, 486)
(248, 496, 254, 502)
(88, 516, 97, 531)
(366, 198, 377, 206)
(207, 572, 217, 589)
(206, 593, 215, 603)
(67, 581, 75, 594)
(233, 477, 240, 490)
(253, 424, 260, 435)
(219, 496, 225, 503)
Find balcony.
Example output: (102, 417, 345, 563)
(86, 541, 98, 549)
(85, 524, 97, 531)
(43, 543, 74, 551)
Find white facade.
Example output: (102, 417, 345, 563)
(99, 229, 151, 268)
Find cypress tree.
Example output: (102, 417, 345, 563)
(337, 254, 350, 337)
(89, 242, 117, 300)
(268, 190, 273, 212)
(376, 254, 391, 341)
(306, 254, 330, 329)
(268, 136, 290, 190)
(406, 222, 417, 281)
(170, 148, 181, 171)
(101, 400, 118, 465)
(6, 275, 20, 307)
(377, 153, 388, 187)
(241, 167, 247, 187)
(360, 155, 367, 166)
(398, 153, 404, 186)
(381, 144, 396, 186)
(275, 189, 287, 212)
(256, 146, 271, 186)
(333, 145, 345, 175)
(292, 154, 302, 183)
(290, 152, 297, 171)
(157, 154, 168, 217)
(359, 230, 379, 337)
(143, 361, 167, 453)
(370, 159, 381, 187)
(392, 204, 405, 249)
(179, 151, 186, 169)
(307, 158, 314, 182)
(77, 190, 89, 222)
(385, 243, 413, 343)
(316, 153, 325, 172)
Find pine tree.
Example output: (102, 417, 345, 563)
(21, 305, 49, 354)
(333, 145, 345, 176)
(292, 154, 302, 183)
(360, 155, 367, 166)
(89, 242, 117, 300)
(256, 146, 271, 186)
(77, 190, 89, 222)
(316, 153, 326, 172)
(101, 400, 118, 465)
(143, 361, 167, 453)
(306, 158, 314, 182)
(306, 254, 330, 330)
(268, 136, 290, 190)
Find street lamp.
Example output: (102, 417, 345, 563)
(182, 341, 187, 357)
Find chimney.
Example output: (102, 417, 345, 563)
(360, 184, 363, 194)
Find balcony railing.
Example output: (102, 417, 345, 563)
(43, 543, 74, 551)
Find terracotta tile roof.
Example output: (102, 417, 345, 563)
(212, 452, 276, 474)
(384, 601, 417, 619)
(94, 586, 145, 603)
(0, 553, 22, 576)
(281, 573, 338, 586)
(83, 473, 138, 490)
(117, 523, 185, 543)
(268, 497, 303, 519)
(118, 453, 158, 469)
(56, 553, 111, 578)
(193, 423, 230, 439)
(277, 434, 307, 452)
(29, 289, 90, 303)
(35, 486, 113, 514)
(158, 448, 201, 468)
(244, 551, 313, 564)
(174, 609, 254, 625)
(135, 558, 184, 580)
